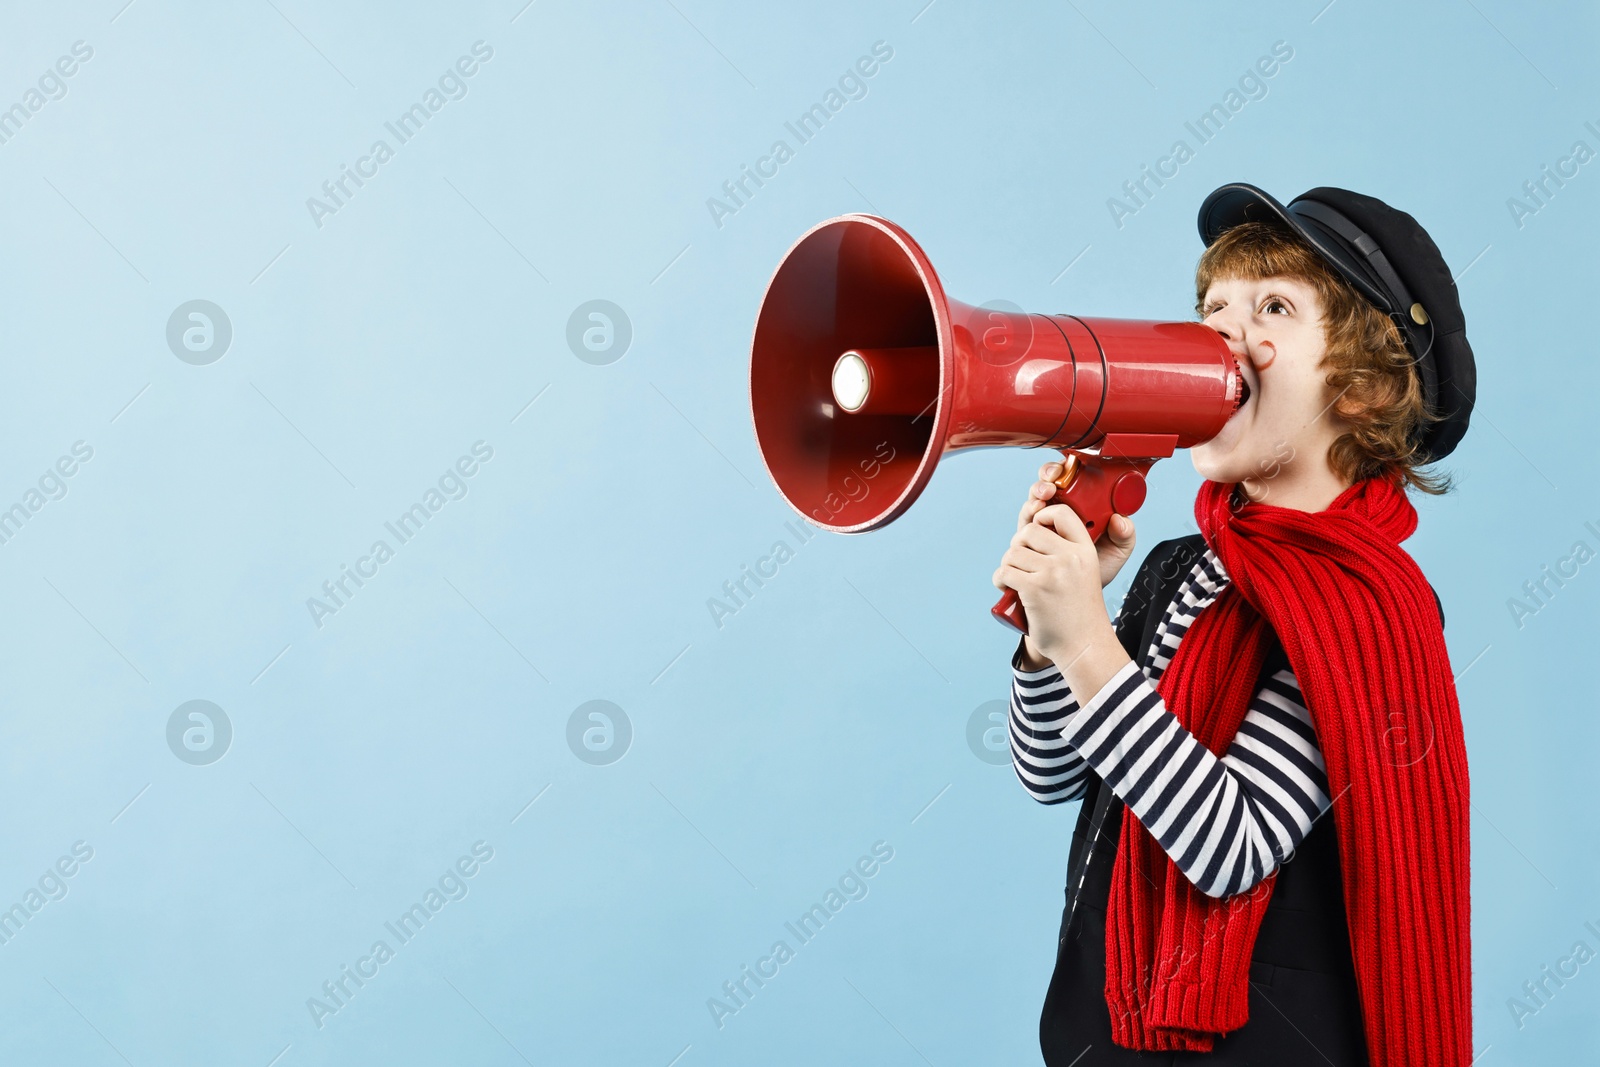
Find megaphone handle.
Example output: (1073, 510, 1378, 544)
(990, 451, 1156, 635)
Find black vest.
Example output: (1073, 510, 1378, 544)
(1056, 533, 1358, 977)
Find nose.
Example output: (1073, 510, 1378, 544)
(1203, 314, 1251, 368)
(1202, 305, 1243, 345)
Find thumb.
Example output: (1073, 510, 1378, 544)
(1107, 513, 1135, 547)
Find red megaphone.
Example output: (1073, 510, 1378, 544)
(748, 214, 1246, 635)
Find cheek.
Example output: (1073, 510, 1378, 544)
(1284, 364, 1331, 414)
(1264, 344, 1326, 407)
(1251, 389, 1303, 439)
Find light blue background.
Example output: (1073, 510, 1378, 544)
(0, 1, 1595, 1064)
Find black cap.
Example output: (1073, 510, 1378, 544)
(1197, 183, 1475, 464)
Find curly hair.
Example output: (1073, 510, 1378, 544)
(1194, 221, 1454, 496)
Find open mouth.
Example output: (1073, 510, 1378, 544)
(1230, 369, 1252, 418)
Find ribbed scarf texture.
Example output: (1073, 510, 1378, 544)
(1102, 474, 1473, 1064)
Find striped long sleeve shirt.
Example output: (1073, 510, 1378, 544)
(1009, 545, 1333, 899)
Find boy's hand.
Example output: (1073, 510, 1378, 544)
(994, 500, 1120, 670)
(1014, 461, 1137, 590)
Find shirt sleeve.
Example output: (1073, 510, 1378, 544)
(1057, 658, 1333, 898)
(1008, 638, 1092, 804)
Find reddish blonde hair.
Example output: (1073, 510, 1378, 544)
(1195, 221, 1454, 496)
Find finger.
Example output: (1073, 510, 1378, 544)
(993, 564, 1029, 590)
(1038, 461, 1063, 481)
(1106, 512, 1136, 545)
(1001, 544, 1046, 573)
(1017, 521, 1070, 554)
(996, 563, 1034, 591)
(1018, 486, 1057, 531)
(1036, 503, 1092, 544)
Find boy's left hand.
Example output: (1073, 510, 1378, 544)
(992, 503, 1123, 668)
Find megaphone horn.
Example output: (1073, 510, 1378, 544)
(749, 214, 1245, 635)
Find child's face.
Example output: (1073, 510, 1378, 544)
(1190, 273, 1348, 493)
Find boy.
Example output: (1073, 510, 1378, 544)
(993, 184, 1476, 1066)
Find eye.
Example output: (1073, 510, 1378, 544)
(1261, 297, 1290, 315)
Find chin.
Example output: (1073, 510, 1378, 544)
(1190, 438, 1279, 487)
(1189, 443, 1246, 485)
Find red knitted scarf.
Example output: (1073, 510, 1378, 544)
(1102, 474, 1472, 1065)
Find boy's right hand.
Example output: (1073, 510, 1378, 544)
(1016, 461, 1138, 591)
(1010, 460, 1139, 672)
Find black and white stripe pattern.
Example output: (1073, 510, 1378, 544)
(1008, 546, 1332, 898)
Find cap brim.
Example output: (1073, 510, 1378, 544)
(1197, 183, 1298, 246)
(1198, 183, 1395, 315)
